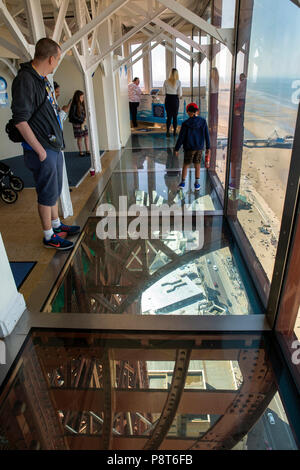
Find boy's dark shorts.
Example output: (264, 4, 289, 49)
(184, 149, 203, 165)
(23, 148, 63, 206)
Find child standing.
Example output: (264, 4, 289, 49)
(69, 90, 90, 157)
(174, 102, 210, 191)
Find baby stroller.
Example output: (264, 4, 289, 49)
(0, 161, 24, 204)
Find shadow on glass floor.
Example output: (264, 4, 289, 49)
(0, 331, 296, 450)
(125, 133, 178, 150)
(46, 216, 263, 315)
(101, 149, 222, 212)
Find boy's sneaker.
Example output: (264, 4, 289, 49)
(53, 223, 81, 236)
(43, 233, 74, 250)
(178, 181, 185, 189)
(194, 182, 200, 191)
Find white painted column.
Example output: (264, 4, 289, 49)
(143, 44, 152, 93)
(0, 234, 26, 338)
(124, 41, 132, 83)
(112, 14, 123, 57)
(83, 69, 102, 172)
(95, 16, 121, 151)
(76, 0, 102, 172)
(25, 0, 46, 43)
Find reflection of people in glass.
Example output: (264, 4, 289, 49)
(163, 68, 182, 137)
(230, 72, 247, 193)
(209, 67, 219, 170)
(132, 149, 147, 170)
(228, 72, 248, 220)
(234, 73, 247, 116)
(164, 148, 181, 202)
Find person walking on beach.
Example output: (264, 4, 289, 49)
(69, 90, 90, 157)
(163, 68, 182, 137)
(128, 77, 142, 128)
(174, 102, 210, 191)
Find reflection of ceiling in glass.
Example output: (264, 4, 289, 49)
(46, 217, 263, 316)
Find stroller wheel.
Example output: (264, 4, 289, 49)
(9, 176, 24, 192)
(1, 188, 18, 204)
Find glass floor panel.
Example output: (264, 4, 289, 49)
(47, 216, 263, 315)
(97, 171, 222, 213)
(113, 148, 184, 171)
(109, 149, 223, 212)
(124, 133, 178, 149)
(0, 330, 297, 450)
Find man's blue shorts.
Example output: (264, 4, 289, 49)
(23, 148, 63, 206)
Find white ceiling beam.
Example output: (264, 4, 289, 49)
(113, 7, 183, 72)
(13, 16, 31, 38)
(52, 0, 70, 43)
(0, 36, 23, 58)
(75, 0, 89, 61)
(111, 14, 123, 57)
(0, 0, 32, 59)
(153, 17, 205, 54)
(61, 0, 131, 55)
(0, 5, 24, 28)
(84, 0, 92, 22)
(124, 1, 207, 57)
(90, 0, 97, 18)
(127, 39, 164, 70)
(148, 0, 153, 16)
(113, 30, 162, 71)
(87, 5, 168, 71)
(52, 0, 84, 72)
(114, 8, 188, 71)
(141, 27, 191, 64)
(144, 23, 194, 57)
(0, 57, 17, 76)
(156, 0, 234, 51)
(127, 38, 191, 70)
(89, 0, 102, 56)
(165, 42, 190, 63)
(25, 0, 46, 43)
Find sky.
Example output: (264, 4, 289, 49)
(248, 0, 300, 79)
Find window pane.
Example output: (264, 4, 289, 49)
(151, 43, 166, 88)
(130, 44, 144, 88)
(228, 0, 300, 283)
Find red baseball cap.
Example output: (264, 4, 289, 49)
(186, 102, 199, 112)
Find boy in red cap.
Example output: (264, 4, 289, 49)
(174, 102, 210, 191)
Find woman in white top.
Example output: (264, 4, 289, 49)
(163, 68, 182, 137)
(128, 77, 142, 128)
